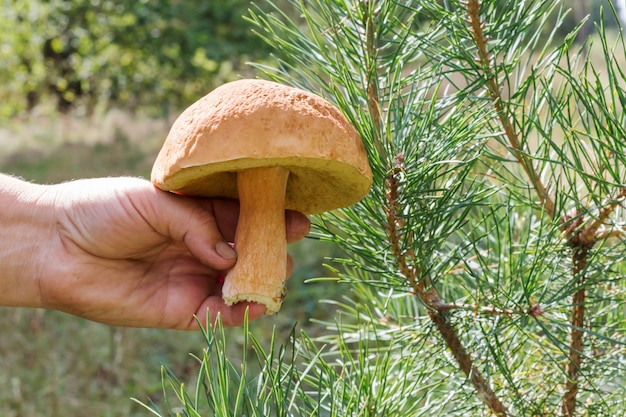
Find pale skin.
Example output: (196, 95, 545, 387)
(0, 174, 310, 330)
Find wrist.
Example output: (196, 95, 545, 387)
(0, 174, 56, 308)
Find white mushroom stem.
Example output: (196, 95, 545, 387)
(222, 166, 290, 314)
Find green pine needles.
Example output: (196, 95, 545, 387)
(138, 0, 626, 415)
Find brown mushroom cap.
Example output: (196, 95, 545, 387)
(151, 79, 372, 214)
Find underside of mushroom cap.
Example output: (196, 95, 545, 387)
(151, 79, 372, 214)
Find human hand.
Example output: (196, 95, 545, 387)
(33, 177, 309, 329)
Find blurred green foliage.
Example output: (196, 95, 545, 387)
(0, 0, 278, 116)
(1, 0, 619, 118)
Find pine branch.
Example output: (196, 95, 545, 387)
(571, 187, 626, 245)
(246, 1, 626, 414)
(465, 2, 626, 414)
(561, 245, 589, 417)
(560, 188, 625, 416)
(362, 3, 507, 413)
(385, 163, 509, 417)
(466, 0, 555, 218)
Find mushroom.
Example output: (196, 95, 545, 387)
(151, 79, 372, 314)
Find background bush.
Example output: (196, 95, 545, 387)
(0, 0, 286, 116)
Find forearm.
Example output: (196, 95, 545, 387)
(0, 174, 53, 308)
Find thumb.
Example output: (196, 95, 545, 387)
(151, 189, 238, 270)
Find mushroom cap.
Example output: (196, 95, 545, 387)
(151, 79, 372, 214)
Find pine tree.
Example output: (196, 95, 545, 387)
(138, 0, 626, 415)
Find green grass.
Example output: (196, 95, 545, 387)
(0, 310, 198, 416)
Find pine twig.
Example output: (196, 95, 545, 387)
(571, 188, 626, 245)
(464, 2, 626, 414)
(433, 301, 545, 318)
(362, 2, 508, 413)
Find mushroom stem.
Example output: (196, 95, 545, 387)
(222, 166, 290, 314)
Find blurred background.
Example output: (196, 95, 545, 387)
(0, 0, 624, 416)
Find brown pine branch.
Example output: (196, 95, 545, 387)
(466, 0, 555, 218)
(561, 245, 589, 417)
(575, 188, 626, 245)
(559, 188, 624, 416)
(362, 2, 509, 414)
(464, 3, 626, 415)
(428, 311, 509, 417)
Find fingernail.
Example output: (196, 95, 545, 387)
(216, 241, 237, 260)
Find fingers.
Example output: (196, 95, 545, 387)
(209, 198, 310, 243)
(151, 191, 237, 271)
(208, 198, 239, 240)
(285, 210, 311, 243)
(151, 191, 308, 330)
